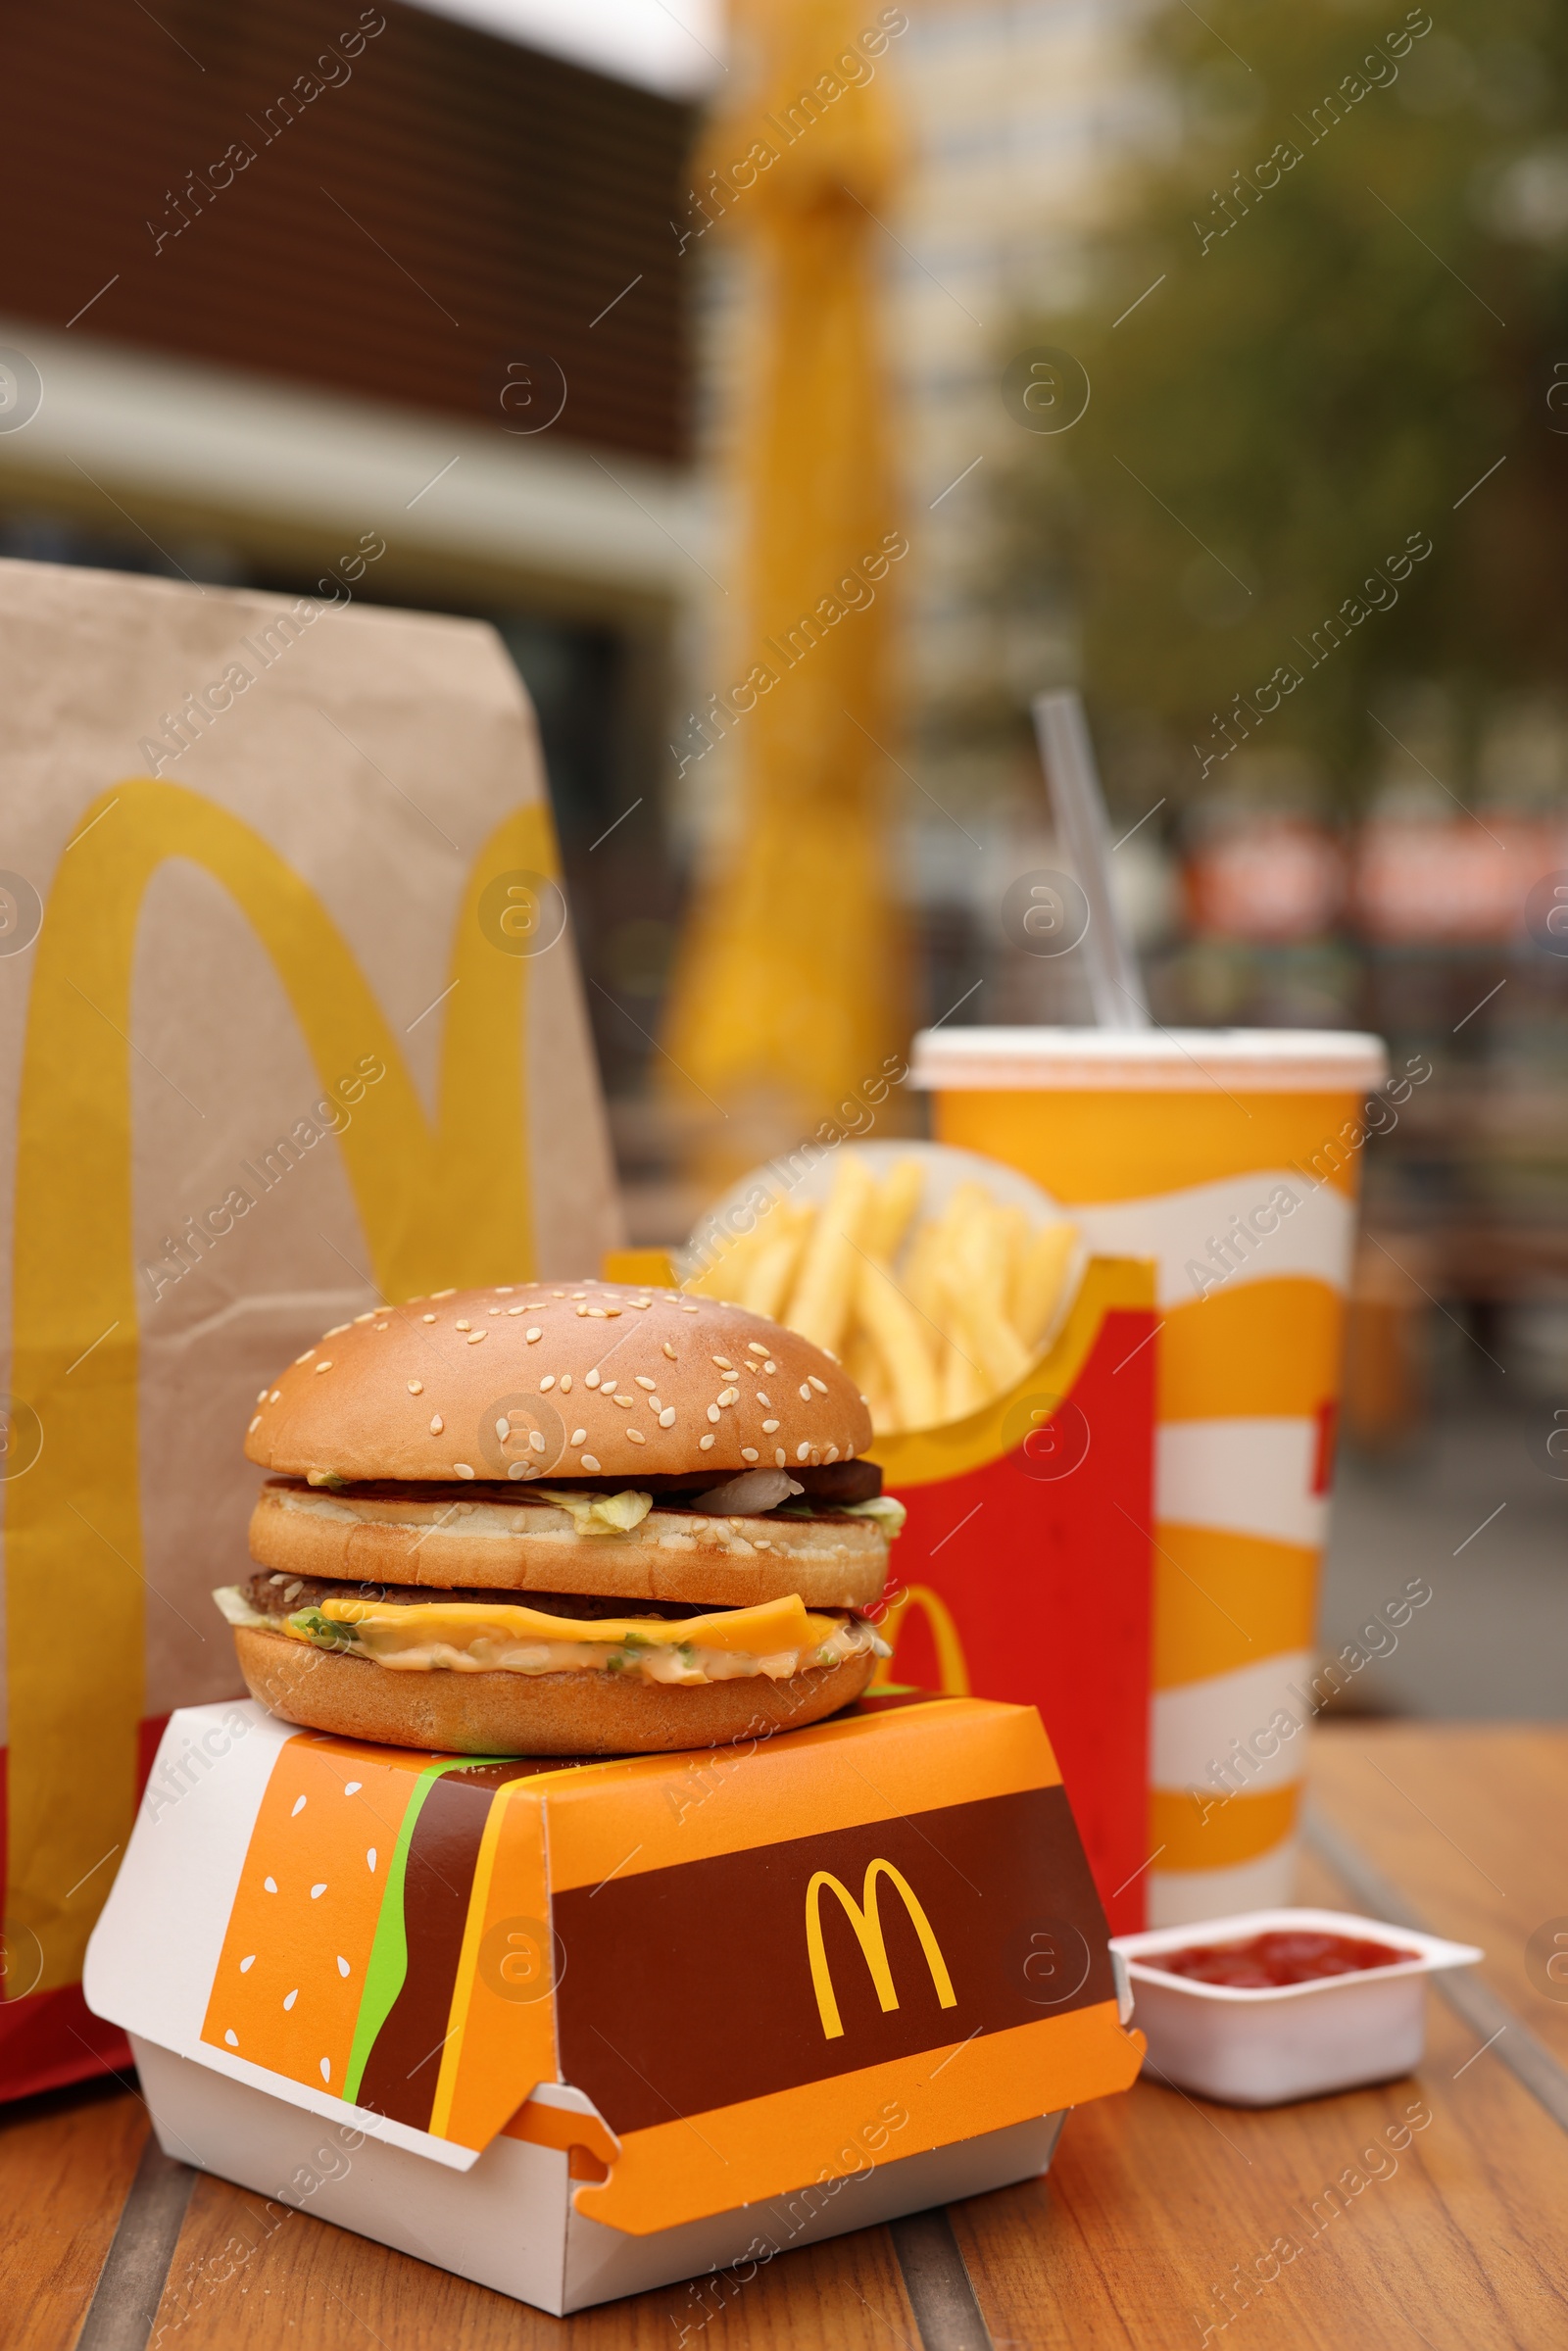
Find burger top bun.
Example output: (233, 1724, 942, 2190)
(245, 1281, 874, 1486)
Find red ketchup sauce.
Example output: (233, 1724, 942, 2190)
(1146, 1929, 1413, 1989)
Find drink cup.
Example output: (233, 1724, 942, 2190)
(911, 1027, 1390, 1927)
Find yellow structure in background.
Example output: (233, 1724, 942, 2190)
(662, 0, 908, 1185)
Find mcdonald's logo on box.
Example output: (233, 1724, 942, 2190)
(85, 1690, 1144, 2312)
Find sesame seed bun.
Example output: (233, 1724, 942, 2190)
(245, 1283, 872, 1486)
(249, 1479, 888, 1611)
(233, 1624, 876, 1755)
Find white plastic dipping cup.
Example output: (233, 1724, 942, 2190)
(910, 1027, 1390, 1927)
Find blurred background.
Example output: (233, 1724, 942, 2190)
(4, 0, 1565, 1713)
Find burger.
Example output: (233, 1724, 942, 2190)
(216, 1279, 900, 1754)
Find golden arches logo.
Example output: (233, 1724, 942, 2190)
(868, 1584, 971, 1696)
(805, 1859, 957, 2041)
(7, 780, 559, 1987)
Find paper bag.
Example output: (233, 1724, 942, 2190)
(0, 557, 619, 2094)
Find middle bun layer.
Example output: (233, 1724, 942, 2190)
(249, 1480, 890, 1612)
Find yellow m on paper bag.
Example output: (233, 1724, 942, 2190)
(0, 563, 617, 2006)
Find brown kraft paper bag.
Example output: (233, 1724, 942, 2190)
(0, 556, 618, 2092)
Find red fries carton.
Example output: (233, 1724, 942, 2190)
(86, 1693, 1143, 2314)
(871, 1256, 1157, 1934)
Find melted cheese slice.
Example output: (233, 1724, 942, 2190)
(304, 1591, 830, 1656)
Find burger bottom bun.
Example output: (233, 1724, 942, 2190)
(232, 1625, 877, 1757)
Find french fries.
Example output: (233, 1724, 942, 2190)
(685, 1151, 1081, 1439)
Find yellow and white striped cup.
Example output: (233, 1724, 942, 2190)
(910, 1027, 1388, 1927)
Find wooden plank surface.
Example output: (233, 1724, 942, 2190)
(1310, 1722, 1568, 2067)
(3, 1725, 1562, 2350)
(0, 2078, 148, 2351)
(143, 2175, 917, 2350)
(952, 1840, 1568, 2351)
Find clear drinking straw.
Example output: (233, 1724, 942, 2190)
(1031, 689, 1152, 1028)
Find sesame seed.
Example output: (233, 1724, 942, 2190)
(576, 1305, 589, 1317)
(755, 1539, 771, 1551)
(707, 1404, 720, 1424)
(560, 1375, 572, 1393)
(373, 1323, 388, 1333)
(455, 1320, 471, 1332)
(799, 1383, 812, 1401)
(614, 1394, 633, 1408)
(604, 1306, 622, 1317)
(761, 1418, 779, 1433)
(729, 1517, 745, 1531)
(421, 1314, 437, 1324)
(580, 1453, 601, 1471)
(635, 1376, 656, 1391)
(408, 1380, 423, 1395)
(455, 1463, 475, 1479)
(315, 1360, 333, 1374)
(571, 1428, 587, 1445)
(632, 1298, 653, 1308)
(775, 1447, 787, 1467)
(808, 1446, 821, 1465)
(497, 1286, 514, 1295)
(756, 1392, 771, 1407)
(552, 1291, 565, 1298)
(526, 1328, 542, 1342)
(699, 1434, 715, 1450)
(796, 1443, 810, 1461)
(571, 1292, 587, 1299)
(509, 1463, 530, 1479)
(718, 1388, 738, 1406)
(354, 1312, 376, 1325)
(488, 1306, 502, 1316)
(257, 1388, 269, 1403)
(325, 1324, 351, 1337)
(763, 1359, 776, 1373)
(540, 1376, 556, 1392)
(659, 1407, 676, 1427)
(741, 1446, 759, 1462)
(508, 1306, 525, 1316)
(270, 1390, 280, 1403)
(432, 1289, 456, 1298)
(747, 1343, 768, 1357)
(496, 1417, 511, 1441)
(679, 1302, 700, 1314)
(711, 1356, 733, 1370)
(648, 1395, 663, 1412)
(587, 1307, 607, 1318)
(248, 1414, 262, 1433)
(295, 1349, 316, 1364)
(466, 1330, 486, 1345)
(808, 1375, 828, 1395)
(825, 1445, 840, 1463)
(662, 1343, 677, 1360)
(430, 1415, 444, 1434)
(689, 1515, 709, 1530)
(530, 1432, 547, 1452)
(627, 1427, 646, 1445)
(585, 1370, 602, 1389)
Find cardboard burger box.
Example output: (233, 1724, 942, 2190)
(86, 1690, 1144, 2314)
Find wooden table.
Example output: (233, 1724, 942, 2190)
(10, 1725, 1568, 2351)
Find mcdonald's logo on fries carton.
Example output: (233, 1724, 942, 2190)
(682, 1141, 1159, 1933)
(0, 560, 619, 2101)
(85, 1690, 1143, 2314)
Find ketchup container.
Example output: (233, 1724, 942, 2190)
(1112, 1906, 1482, 2106)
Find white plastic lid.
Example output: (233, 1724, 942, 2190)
(910, 1026, 1389, 1095)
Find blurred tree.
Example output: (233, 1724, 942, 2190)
(1003, 0, 1568, 803)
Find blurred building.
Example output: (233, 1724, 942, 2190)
(0, 0, 701, 1100)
